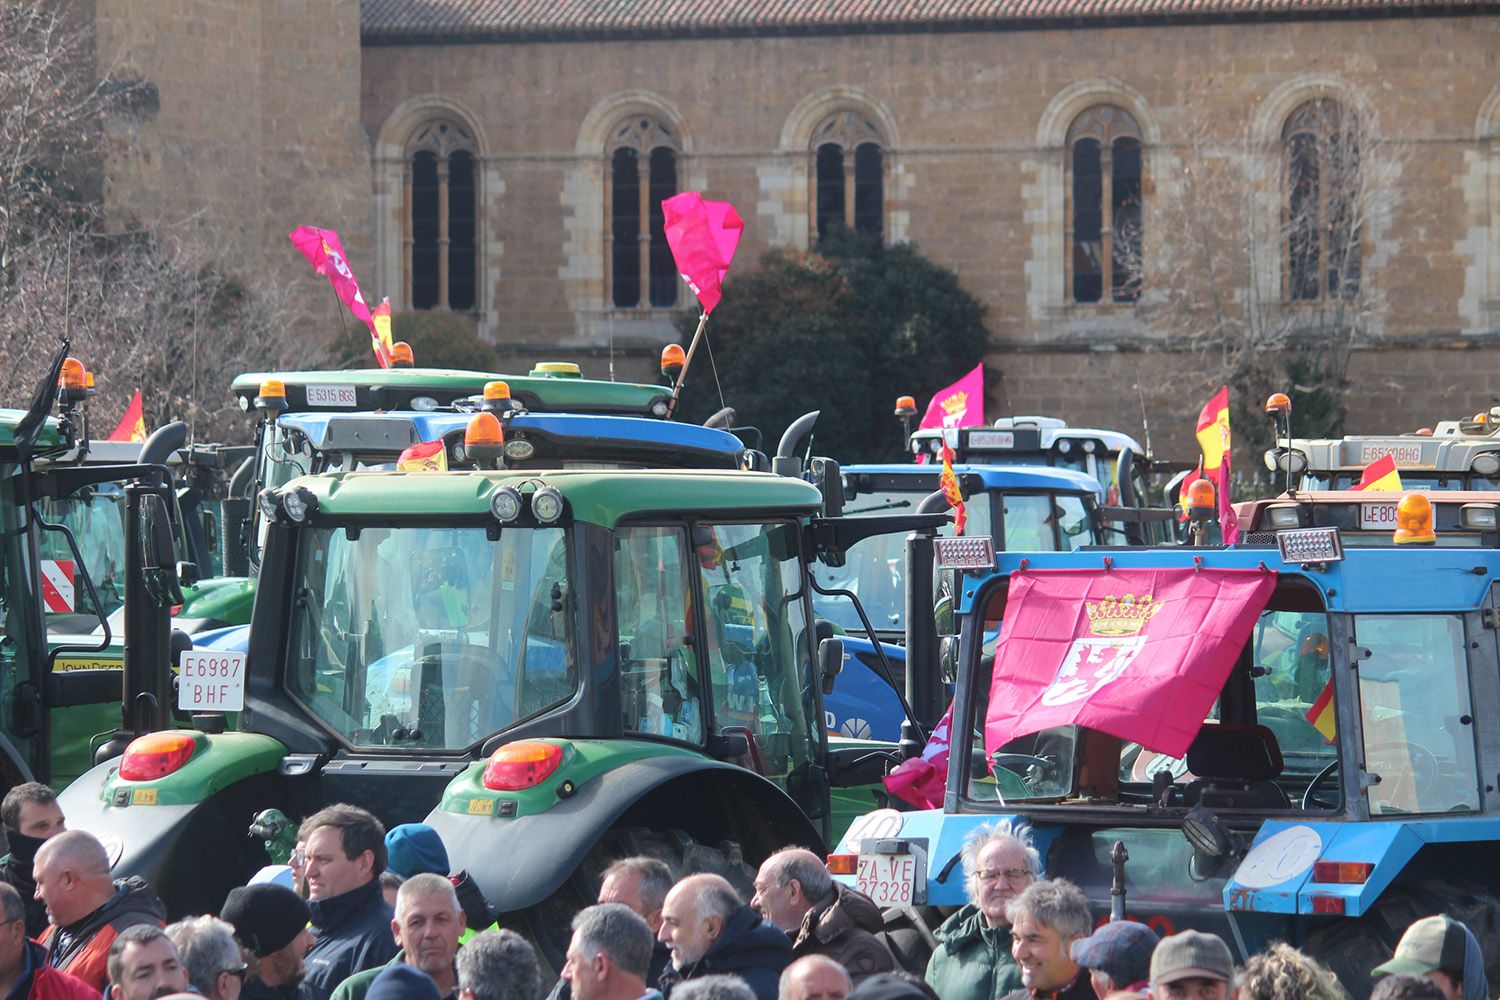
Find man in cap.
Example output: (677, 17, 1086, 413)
(220, 884, 316, 1000)
(1148, 930, 1236, 1000)
(1069, 921, 1158, 998)
(1372, 915, 1488, 1000)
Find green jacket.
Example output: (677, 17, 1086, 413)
(924, 904, 1024, 1000)
(330, 950, 459, 1000)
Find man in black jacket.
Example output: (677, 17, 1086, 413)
(298, 805, 398, 1000)
(657, 875, 790, 1000)
(0, 782, 67, 937)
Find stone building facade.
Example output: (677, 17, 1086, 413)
(90, 0, 1500, 456)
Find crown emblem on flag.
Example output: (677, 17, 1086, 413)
(940, 392, 968, 416)
(1085, 594, 1162, 637)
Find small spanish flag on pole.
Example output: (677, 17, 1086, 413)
(1353, 453, 1402, 492)
(107, 390, 147, 443)
(1194, 387, 1239, 544)
(939, 441, 967, 535)
(371, 297, 395, 369)
(1305, 678, 1336, 743)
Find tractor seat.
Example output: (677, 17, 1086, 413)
(1181, 723, 1290, 810)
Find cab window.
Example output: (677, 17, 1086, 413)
(1354, 614, 1480, 815)
(698, 522, 818, 779)
(1001, 495, 1059, 551)
(614, 525, 703, 742)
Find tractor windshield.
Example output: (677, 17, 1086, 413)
(286, 524, 576, 749)
(39, 483, 128, 632)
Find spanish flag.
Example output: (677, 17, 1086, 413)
(1194, 387, 1239, 543)
(939, 442, 967, 535)
(1353, 453, 1402, 492)
(396, 440, 446, 472)
(107, 390, 147, 443)
(371, 297, 395, 369)
(1305, 678, 1336, 743)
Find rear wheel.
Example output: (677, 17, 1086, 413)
(523, 825, 756, 980)
(1303, 880, 1500, 1000)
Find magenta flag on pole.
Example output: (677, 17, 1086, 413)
(918, 364, 984, 431)
(984, 568, 1276, 760)
(289, 226, 376, 330)
(883, 701, 954, 809)
(662, 192, 744, 314)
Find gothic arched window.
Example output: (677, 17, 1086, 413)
(406, 120, 477, 311)
(1284, 99, 1361, 302)
(811, 112, 884, 243)
(1066, 106, 1142, 304)
(608, 117, 678, 309)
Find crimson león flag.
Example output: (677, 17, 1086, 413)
(984, 568, 1275, 759)
(662, 193, 744, 314)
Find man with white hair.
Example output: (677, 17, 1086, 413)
(925, 821, 1038, 999)
(657, 874, 790, 1000)
(166, 915, 246, 1000)
(750, 849, 891, 984)
(330, 874, 465, 1000)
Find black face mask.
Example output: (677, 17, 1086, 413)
(5, 827, 46, 872)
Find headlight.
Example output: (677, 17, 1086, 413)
(1472, 452, 1500, 476)
(258, 490, 281, 523)
(1264, 503, 1303, 529)
(650, 399, 670, 418)
(531, 486, 566, 524)
(491, 487, 523, 523)
(928, 439, 942, 454)
(503, 438, 536, 461)
(282, 487, 316, 523)
(1057, 440, 1072, 454)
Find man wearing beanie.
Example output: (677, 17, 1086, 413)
(222, 884, 316, 1000)
(1149, 930, 1237, 1000)
(299, 805, 398, 1000)
(384, 828, 448, 880)
(0, 783, 67, 937)
(366, 966, 440, 1000)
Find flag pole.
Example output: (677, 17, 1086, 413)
(665, 311, 708, 420)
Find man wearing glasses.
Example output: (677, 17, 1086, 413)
(167, 916, 248, 1000)
(926, 822, 1040, 999)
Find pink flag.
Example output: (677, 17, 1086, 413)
(883, 702, 954, 809)
(289, 226, 377, 334)
(662, 192, 744, 314)
(984, 568, 1275, 759)
(919, 364, 984, 431)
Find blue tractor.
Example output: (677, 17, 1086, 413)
(833, 489, 1500, 998)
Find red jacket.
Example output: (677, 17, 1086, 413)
(8, 940, 101, 1000)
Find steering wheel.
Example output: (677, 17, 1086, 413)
(1364, 740, 1439, 811)
(413, 643, 513, 742)
(1301, 758, 1340, 810)
(993, 752, 1058, 794)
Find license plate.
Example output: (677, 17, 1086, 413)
(1360, 503, 1398, 530)
(305, 384, 358, 407)
(857, 852, 916, 908)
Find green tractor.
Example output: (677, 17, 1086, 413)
(60, 461, 941, 967)
(1, 350, 186, 790)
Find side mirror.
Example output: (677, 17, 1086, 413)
(934, 592, 955, 637)
(939, 635, 960, 685)
(176, 561, 200, 588)
(139, 494, 175, 571)
(818, 637, 846, 697)
(810, 457, 843, 517)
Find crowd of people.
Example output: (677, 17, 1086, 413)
(0, 784, 1487, 1000)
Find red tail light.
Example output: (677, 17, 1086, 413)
(1310, 895, 1345, 914)
(482, 741, 563, 791)
(826, 854, 858, 875)
(120, 732, 198, 781)
(1311, 861, 1373, 884)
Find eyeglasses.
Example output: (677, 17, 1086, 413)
(290, 848, 306, 867)
(221, 966, 249, 981)
(976, 868, 1032, 884)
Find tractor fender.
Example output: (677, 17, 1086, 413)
(1224, 816, 1500, 933)
(427, 754, 822, 913)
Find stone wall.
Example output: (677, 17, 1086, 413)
(361, 14, 1500, 452)
(93, 0, 373, 340)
